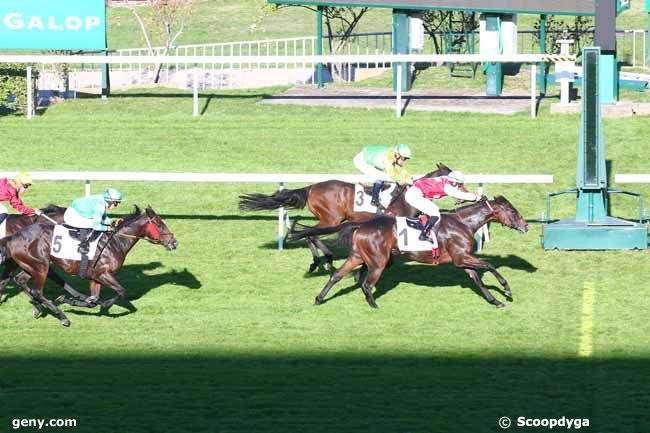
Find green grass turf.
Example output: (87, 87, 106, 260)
(0, 89, 649, 432)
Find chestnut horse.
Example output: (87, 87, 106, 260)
(0, 206, 178, 326)
(289, 196, 528, 309)
(239, 163, 457, 272)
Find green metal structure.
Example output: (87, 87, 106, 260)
(542, 47, 647, 250)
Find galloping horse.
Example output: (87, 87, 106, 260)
(0, 206, 178, 326)
(239, 163, 457, 272)
(0, 205, 67, 296)
(289, 196, 528, 309)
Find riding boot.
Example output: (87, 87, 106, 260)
(419, 216, 439, 242)
(0, 213, 7, 226)
(371, 180, 384, 207)
(77, 229, 93, 279)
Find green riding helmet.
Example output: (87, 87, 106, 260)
(103, 188, 124, 203)
(395, 143, 413, 160)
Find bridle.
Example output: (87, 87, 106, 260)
(117, 218, 164, 245)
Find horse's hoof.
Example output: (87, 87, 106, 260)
(54, 295, 65, 305)
(366, 298, 378, 309)
(33, 310, 42, 319)
(495, 302, 506, 309)
(60, 319, 71, 327)
(505, 293, 513, 302)
(314, 297, 322, 306)
(308, 263, 318, 273)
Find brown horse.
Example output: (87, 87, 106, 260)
(239, 163, 457, 272)
(0, 205, 67, 296)
(0, 206, 178, 326)
(289, 196, 529, 309)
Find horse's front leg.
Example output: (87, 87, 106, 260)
(96, 273, 136, 314)
(464, 257, 513, 302)
(306, 236, 321, 273)
(462, 268, 505, 308)
(312, 237, 335, 272)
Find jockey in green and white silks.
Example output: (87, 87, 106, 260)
(353, 144, 413, 209)
(64, 188, 124, 232)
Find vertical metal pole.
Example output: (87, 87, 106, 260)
(396, 63, 402, 118)
(317, 6, 324, 88)
(85, 180, 91, 197)
(278, 182, 285, 250)
(539, 15, 547, 96)
(193, 65, 199, 117)
(26, 64, 33, 120)
(531, 63, 537, 119)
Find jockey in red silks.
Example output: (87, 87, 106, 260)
(0, 172, 42, 225)
(405, 170, 482, 242)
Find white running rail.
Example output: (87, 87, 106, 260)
(0, 171, 552, 250)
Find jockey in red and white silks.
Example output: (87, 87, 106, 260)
(405, 170, 481, 242)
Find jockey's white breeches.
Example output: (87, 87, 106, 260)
(0, 203, 7, 214)
(353, 152, 390, 182)
(63, 207, 94, 229)
(405, 186, 440, 218)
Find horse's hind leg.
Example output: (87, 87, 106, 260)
(30, 273, 71, 326)
(360, 266, 387, 309)
(315, 253, 363, 305)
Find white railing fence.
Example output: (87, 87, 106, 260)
(0, 171, 553, 250)
(6, 53, 568, 119)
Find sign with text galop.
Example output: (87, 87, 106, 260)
(0, 0, 106, 50)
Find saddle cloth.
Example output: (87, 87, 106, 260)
(395, 216, 439, 251)
(353, 183, 396, 213)
(51, 225, 101, 261)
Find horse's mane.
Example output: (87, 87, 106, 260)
(41, 204, 66, 214)
(116, 205, 143, 229)
(422, 162, 453, 179)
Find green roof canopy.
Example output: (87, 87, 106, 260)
(268, 0, 597, 15)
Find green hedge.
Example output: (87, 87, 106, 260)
(0, 63, 37, 114)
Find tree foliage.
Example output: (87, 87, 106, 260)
(0, 63, 36, 115)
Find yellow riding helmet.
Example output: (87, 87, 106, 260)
(13, 172, 33, 187)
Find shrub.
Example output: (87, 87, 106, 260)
(0, 63, 37, 114)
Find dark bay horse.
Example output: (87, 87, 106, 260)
(289, 196, 529, 309)
(239, 163, 457, 272)
(0, 205, 67, 296)
(0, 206, 178, 326)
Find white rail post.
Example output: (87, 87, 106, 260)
(278, 182, 285, 250)
(396, 62, 402, 118)
(530, 63, 537, 119)
(85, 179, 91, 197)
(193, 64, 199, 117)
(26, 64, 33, 120)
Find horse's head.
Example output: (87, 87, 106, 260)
(489, 196, 528, 233)
(422, 162, 453, 179)
(143, 206, 178, 251)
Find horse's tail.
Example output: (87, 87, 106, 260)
(239, 186, 311, 211)
(288, 221, 363, 243)
(336, 222, 363, 249)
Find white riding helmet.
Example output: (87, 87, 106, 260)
(447, 171, 465, 184)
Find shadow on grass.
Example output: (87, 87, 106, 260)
(0, 262, 201, 312)
(0, 353, 645, 433)
(318, 254, 538, 306)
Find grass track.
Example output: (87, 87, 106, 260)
(0, 89, 649, 432)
